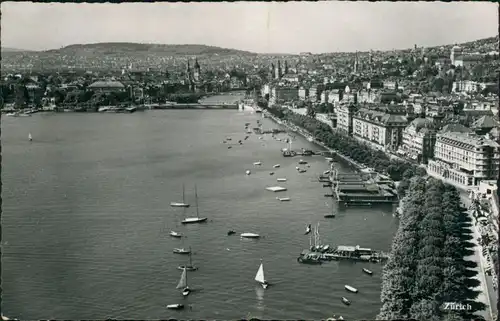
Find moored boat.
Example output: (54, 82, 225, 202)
(324, 213, 336, 218)
(341, 297, 351, 305)
(166, 304, 184, 310)
(181, 185, 208, 224)
(170, 231, 183, 238)
(363, 268, 373, 275)
(173, 248, 191, 255)
(170, 184, 190, 208)
(277, 197, 291, 202)
(241, 232, 260, 239)
(178, 249, 197, 271)
(345, 285, 358, 293)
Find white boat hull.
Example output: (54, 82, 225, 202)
(345, 285, 358, 293)
(181, 217, 207, 224)
(170, 202, 190, 208)
(166, 304, 184, 310)
(170, 231, 182, 238)
(241, 233, 260, 239)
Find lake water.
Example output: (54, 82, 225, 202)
(1, 109, 398, 320)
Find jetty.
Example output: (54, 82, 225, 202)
(330, 170, 398, 205)
(298, 245, 390, 263)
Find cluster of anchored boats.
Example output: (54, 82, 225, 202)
(167, 179, 271, 310)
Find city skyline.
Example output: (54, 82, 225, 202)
(1, 2, 498, 54)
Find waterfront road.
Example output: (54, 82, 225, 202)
(460, 191, 496, 320)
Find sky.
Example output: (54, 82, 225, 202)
(1, 2, 498, 54)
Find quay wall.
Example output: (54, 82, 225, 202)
(263, 110, 366, 171)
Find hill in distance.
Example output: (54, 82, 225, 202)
(1, 47, 33, 53)
(44, 42, 257, 56)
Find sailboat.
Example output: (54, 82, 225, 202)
(28, 133, 33, 142)
(176, 267, 191, 296)
(255, 260, 269, 289)
(171, 184, 190, 208)
(181, 185, 208, 224)
(305, 224, 312, 235)
(178, 249, 198, 271)
(170, 207, 184, 238)
(173, 229, 190, 254)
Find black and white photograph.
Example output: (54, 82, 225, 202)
(1, 1, 499, 320)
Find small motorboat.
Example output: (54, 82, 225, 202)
(173, 248, 191, 255)
(298, 159, 308, 165)
(182, 287, 191, 296)
(341, 297, 351, 305)
(226, 137, 232, 141)
(345, 285, 358, 293)
(253, 161, 262, 166)
(323, 170, 331, 175)
(324, 194, 334, 197)
(277, 178, 287, 182)
(241, 233, 260, 239)
(324, 214, 336, 218)
(273, 164, 281, 168)
(298, 169, 307, 173)
(222, 140, 227, 144)
(228, 146, 232, 149)
(269, 172, 275, 176)
(305, 224, 312, 235)
(277, 197, 291, 202)
(29, 133, 33, 142)
(227, 230, 236, 235)
(170, 231, 183, 238)
(166, 304, 185, 310)
(170, 202, 190, 208)
(246, 170, 251, 175)
(325, 157, 333, 162)
(363, 268, 373, 275)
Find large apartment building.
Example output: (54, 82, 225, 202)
(399, 117, 437, 164)
(352, 107, 408, 151)
(427, 132, 500, 187)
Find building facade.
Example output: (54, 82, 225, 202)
(427, 132, 500, 187)
(352, 108, 408, 151)
(336, 103, 357, 135)
(399, 118, 436, 163)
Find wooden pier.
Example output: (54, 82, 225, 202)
(298, 245, 390, 264)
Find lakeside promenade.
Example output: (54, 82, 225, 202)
(263, 108, 496, 320)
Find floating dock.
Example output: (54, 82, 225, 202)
(331, 171, 398, 205)
(298, 245, 390, 263)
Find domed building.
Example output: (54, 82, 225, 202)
(400, 117, 437, 163)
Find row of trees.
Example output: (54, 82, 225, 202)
(378, 177, 486, 320)
(264, 104, 422, 181)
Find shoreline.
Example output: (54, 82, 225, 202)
(263, 110, 368, 172)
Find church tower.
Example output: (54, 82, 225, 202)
(353, 52, 358, 73)
(275, 60, 282, 79)
(194, 58, 201, 82)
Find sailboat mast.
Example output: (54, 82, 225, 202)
(195, 185, 199, 218)
(182, 184, 185, 204)
(189, 251, 193, 266)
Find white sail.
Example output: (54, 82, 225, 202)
(28, 133, 32, 140)
(255, 263, 265, 283)
(176, 268, 187, 289)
